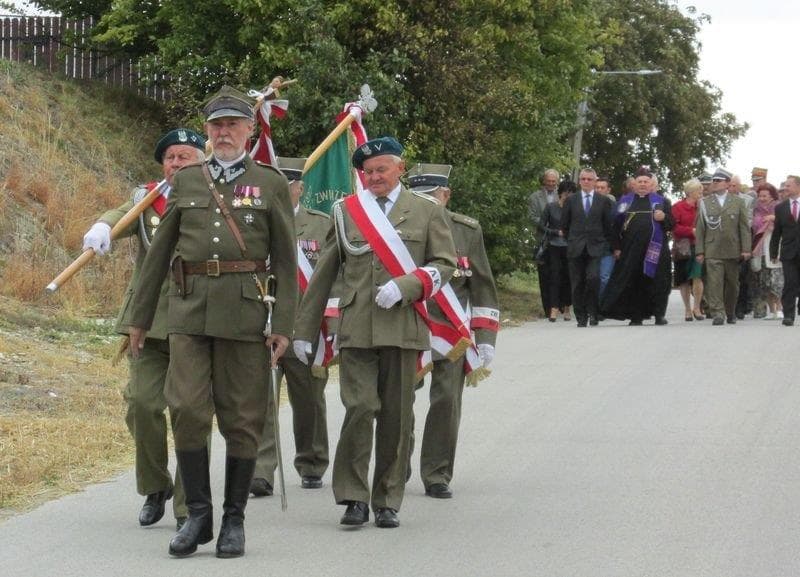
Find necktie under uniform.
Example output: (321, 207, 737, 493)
(376, 196, 389, 214)
(793, 200, 798, 222)
(584, 194, 591, 215)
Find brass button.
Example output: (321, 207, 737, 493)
(212, 237, 220, 243)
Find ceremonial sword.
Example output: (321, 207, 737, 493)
(262, 274, 287, 511)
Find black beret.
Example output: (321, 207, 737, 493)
(352, 136, 404, 169)
(153, 128, 206, 164)
(203, 85, 254, 121)
(635, 165, 653, 178)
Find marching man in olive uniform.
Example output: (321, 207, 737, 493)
(293, 137, 456, 528)
(82, 128, 206, 530)
(127, 86, 297, 558)
(252, 157, 333, 496)
(695, 167, 752, 325)
(407, 164, 499, 499)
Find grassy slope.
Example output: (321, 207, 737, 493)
(0, 60, 542, 518)
(0, 60, 165, 516)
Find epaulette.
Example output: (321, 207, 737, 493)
(411, 190, 439, 204)
(305, 207, 330, 219)
(449, 211, 479, 229)
(254, 160, 285, 176)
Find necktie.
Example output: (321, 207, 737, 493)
(793, 200, 798, 222)
(584, 194, 591, 215)
(376, 196, 389, 214)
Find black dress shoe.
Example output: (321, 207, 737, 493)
(249, 477, 273, 497)
(628, 319, 643, 326)
(654, 317, 668, 326)
(139, 488, 173, 526)
(340, 501, 369, 525)
(576, 319, 588, 328)
(712, 316, 724, 326)
(176, 517, 186, 531)
(425, 483, 453, 499)
(301, 475, 323, 489)
(783, 318, 795, 326)
(589, 316, 599, 326)
(736, 312, 745, 320)
(374, 508, 400, 528)
(726, 317, 737, 325)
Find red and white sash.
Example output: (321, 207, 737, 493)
(297, 242, 336, 372)
(250, 94, 288, 166)
(344, 190, 473, 380)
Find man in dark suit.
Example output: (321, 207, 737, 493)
(561, 168, 615, 327)
(769, 175, 800, 326)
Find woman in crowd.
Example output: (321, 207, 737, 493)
(540, 180, 575, 322)
(751, 182, 784, 319)
(672, 178, 705, 321)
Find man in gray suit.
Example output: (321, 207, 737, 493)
(528, 169, 559, 315)
(695, 168, 752, 325)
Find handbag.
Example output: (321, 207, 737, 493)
(672, 237, 691, 259)
(535, 241, 548, 264)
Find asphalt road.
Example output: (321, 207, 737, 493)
(2, 292, 799, 577)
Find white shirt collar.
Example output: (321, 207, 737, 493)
(372, 183, 402, 207)
(214, 152, 247, 169)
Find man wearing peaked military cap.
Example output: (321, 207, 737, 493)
(406, 163, 499, 500)
(293, 137, 457, 528)
(202, 85, 255, 121)
(252, 156, 335, 496)
(80, 128, 207, 531)
(127, 85, 297, 558)
(695, 167, 752, 325)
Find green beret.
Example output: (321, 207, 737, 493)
(153, 128, 206, 163)
(352, 136, 404, 169)
(203, 85, 254, 121)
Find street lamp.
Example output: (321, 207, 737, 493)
(571, 69, 662, 182)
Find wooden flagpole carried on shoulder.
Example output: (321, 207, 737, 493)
(44, 179, 169, 293)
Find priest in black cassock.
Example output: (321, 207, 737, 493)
(601, 166, 674, 325)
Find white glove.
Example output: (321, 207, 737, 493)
(293, 340, 313, 365)
(375, 280, 402, 309)
(82, 222, 112, 255)
(477, 344, 495, 368)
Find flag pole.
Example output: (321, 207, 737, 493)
(303, 112, 358, 175)
(45, 180, 168, 293)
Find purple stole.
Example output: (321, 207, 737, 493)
(617, 192, 665, 278)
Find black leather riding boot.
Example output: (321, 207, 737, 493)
(216, 456, 256, 558)
(168, 447, 213, 557)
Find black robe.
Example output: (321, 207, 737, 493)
(601, 194, 674, 321)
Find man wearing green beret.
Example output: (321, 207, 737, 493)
(251, 157, 334, 496)
(406, 163, 499, 499)
(127, 86, 297, 558)
(293, 137, 457, 529)
(82, 127, 206, 530)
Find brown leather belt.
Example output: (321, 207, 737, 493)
(182, 259, 268, 277)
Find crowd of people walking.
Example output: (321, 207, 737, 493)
(529, 166, 800, 327)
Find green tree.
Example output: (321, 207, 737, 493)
(579, 0, 747, 193)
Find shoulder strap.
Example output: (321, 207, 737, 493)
(201, 162, 248, 257)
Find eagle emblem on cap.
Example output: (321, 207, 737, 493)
(178, 129, 188, 142)
(361, 144, 372, 156)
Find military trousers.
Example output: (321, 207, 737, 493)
(419, 357, 467, 488)
(333, 347, 417, 511)
(704, 258, 740, 319)
(254, 358, 330, 483)
(166, 334, 269, 459)
(124, 337, 186, 518)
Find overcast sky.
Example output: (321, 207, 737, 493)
(679, 0, 800, 185)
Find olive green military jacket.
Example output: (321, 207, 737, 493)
(695, 193, 752, 260)
(429, 210, 499, 348)
(100, 184, 170, 340)
(286, 204, 333, 359)
(128, 156, 297, 342)
(294, 187, 457, 350)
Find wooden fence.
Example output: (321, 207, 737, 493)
(0, 14, 169, 101)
